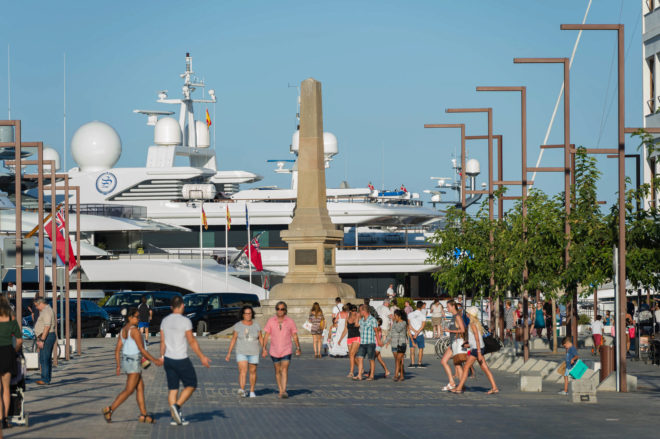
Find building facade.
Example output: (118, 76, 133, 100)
(642, 0, 659, 208)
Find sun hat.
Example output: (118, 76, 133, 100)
(466, 306, 479, 317)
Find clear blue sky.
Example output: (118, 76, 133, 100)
(0, 0, 645, 213)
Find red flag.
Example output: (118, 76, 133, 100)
(45, 207, 77, 271)
(242, 238, 263, 271)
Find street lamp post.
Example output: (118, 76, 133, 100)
(423, 123, 467, 210)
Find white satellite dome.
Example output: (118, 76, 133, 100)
(154, 117, 182, 146)
(465, 158, 480, 176)
(290, 130, 338, 156)
(42, 146, 61, 171)
(71, 121, 122, 172)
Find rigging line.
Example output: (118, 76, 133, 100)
(596, 0, 625, 147)
(530, 0, 592, 188)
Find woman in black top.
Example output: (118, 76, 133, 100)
(0, 300, 22, 429)
(338, 304, 361, 378)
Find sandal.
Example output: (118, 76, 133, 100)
(450, 388, 464, 394)
(442, 384, 456, 392)
(366, 377, 374, 381)
(352, 375, 362, 381)
(139, 413, 156, 424)
(102, 407, 113, 423)
(486, 388, 499, 395)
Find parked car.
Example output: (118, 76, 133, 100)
(46, 299, 109, 338)
(103, 291, 182, 334)
(183, 292, 260, 335)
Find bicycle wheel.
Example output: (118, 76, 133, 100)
(435, 336, 450, 358)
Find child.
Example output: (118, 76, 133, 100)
(559, 336, 578, 395)
(591, 315, 604, 355)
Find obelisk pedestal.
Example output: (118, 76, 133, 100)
(264, 78, 355, 328)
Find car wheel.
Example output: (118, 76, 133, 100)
(197, 320, 207, 336)
(98, 321, 108, 338)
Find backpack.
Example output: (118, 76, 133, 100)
(462, 311, 470, 330)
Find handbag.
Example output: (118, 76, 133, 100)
(483, 334, 501, 354)
(556, 362, 566, 375)
(302, 321, 312, 331)
(319, 318, 326, 330)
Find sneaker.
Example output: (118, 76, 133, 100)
(249, 391, 256, 398)
(170, 404, 182, 425)
(237, 389, 245, 397)
(557, 391, 568, 396)
(170, 418, 190, 426)
(417, 364, 426, 369)
(409, 364, 417, 369)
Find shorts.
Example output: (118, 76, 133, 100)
(356, 343, 376, 360)
(468, 348, 485, 357)
(236, 354, 259, 364)
(270, 354, 292, 363)
(120, 353, 142, 374)
(392, 344, 406, 355)
(431, 317, 443, 326)
(138, 322, 149, 329)
(593, 334, 602, 347)
(564, 366, 572, 377)
(164, 357, 198, 390)
(409, 334, 425, 349)
(375, 345, 382, 353)
(347, 337, 360, 345)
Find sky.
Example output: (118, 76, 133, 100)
(0, 0, 647, 214)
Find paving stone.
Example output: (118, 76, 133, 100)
(520, 371, 542, 392)
(517, 359, 538, 374)
(506, 358, 526, 373)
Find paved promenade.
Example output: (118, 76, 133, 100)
(4, 338, 659, 439)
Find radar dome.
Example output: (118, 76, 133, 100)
(290, 130, 339, 156)
(465, 158, 480, 176)
(42, 146, 61, 171)
(71, 121, 122, 172)
(154, 117, 182, 146)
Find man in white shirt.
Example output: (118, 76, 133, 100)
(386, 284, 395, 299)
(332, 297, 343, 321)
(408, 301, 427, 368)
(160, 296, 211, 426)
(377, 299, 392, 337)
(591, 315, 604, 354)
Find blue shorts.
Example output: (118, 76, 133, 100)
(270, 354, 292, 363)
(164, 357, 197, 390)
(468, 348, 485, 357)
(138, 322, 149, 329)
(409, 334, 425, 349)
(356, 343, 376, 360)
(236, 354, 259, 364)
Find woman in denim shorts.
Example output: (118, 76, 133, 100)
(226, 305, 264, 398)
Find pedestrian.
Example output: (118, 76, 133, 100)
(329, 305, 348, 357)
(0, 301, 21, 429)
(338, 304, 360, 378)
(591, 315, 604, 355)
(452, 307, 498, 394)
(440, 300, 466, 392)
(377, 299, 392, 339)
(33, 298, 56, 386)
(102, 308, 162, 424)
(504, 301, 514, 344)
(262, 301, 301, 399)
(604, 310, 612, 326)
(332, 297, 343, 321)
(386, 284, 395, 300)
(363, 298, 378, 318)
(515, 302, 524, 343)
(373, 317, 391, 378)
(408, 301, 426, 368)
(403, 301, 413, 315)
(430, 299, 445, 338)
(558, 336, 579, 395)
(225, 305, 263, 398)
(160, 296, 212, 426)
(543, 299, 553, 342)
(534, 302, 545, 338)
(354, 304, 378, 381)
(307, 302, 325, 358)
(654, 303, 660, 333)
(137, 296, 152, 346)
(385, 309, 408, 382)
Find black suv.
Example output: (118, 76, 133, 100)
(183, 293, 260, 335)
(45, 299, 110, 338)
(103, 291, 182, 334)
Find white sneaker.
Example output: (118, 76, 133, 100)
(170, 418, 190, 426)
(249, 391, 256, 398)
(557, 391, 568, 396)
(237, 389, 245, 397)
(170, 404, 182, 425)
(442, 384, 456, 392)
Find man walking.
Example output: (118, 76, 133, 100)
(160, 296, 211, 426)
(355, 304, 378, 380)
(377, 299, 392, 338)
(408, 301, 426, 368)
(33, 298, 56, 385)
(386, 284, 395, 300)
(137, 296, 152, 346)
(332, 297, 343, 321)
(262, 301, 301, 399)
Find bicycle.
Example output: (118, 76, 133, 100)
(434, 336, 451, 358)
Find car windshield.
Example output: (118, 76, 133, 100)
(105, 294, 144, 307)
(183, 295, 207, 308)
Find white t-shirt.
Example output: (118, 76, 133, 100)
(332, 303, 343, 317)
(160, 313, 193, 360)
(377, 305, 392, 330)
(591, 320, 604, 336)
(408, 309, 426, 333)
(386, 287, 395, 298)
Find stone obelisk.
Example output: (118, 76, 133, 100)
(269, 78, 355, 308)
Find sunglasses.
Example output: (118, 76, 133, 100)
(276, 308, 286, 311)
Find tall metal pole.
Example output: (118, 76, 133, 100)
(200, 201, 203, 293)
(75, 187, 81, 355)
(64, 177, 71, 360)
(15, 121, 22, 325)
(50, 165, 58, 365)
(423, 123, 467, 211)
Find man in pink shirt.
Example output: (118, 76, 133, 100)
(262, 301, 301, 399)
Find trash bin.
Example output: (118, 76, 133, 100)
(600, 345, 614, 382)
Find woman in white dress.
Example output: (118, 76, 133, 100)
(328, 304, 349, 357)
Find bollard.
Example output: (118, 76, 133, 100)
(599, 345, 614, 382)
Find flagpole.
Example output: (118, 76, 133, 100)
(200, 201, 203, 293)
(225, 205, 229, 289)
(246, 205, 251, 291)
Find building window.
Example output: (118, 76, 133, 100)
(648, 56, 655, 114)
(648, 0, 656, 13)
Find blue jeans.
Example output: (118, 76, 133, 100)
(39, 333, 56, 383)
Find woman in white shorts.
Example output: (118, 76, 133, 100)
(226, 305, 264, 398)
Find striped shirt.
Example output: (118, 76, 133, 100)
(358, 316, 378, 345)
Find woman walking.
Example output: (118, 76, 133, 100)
(372, 318, 391, 378)
(534, 302, 545, 338)
(225, 305, 264, 398)
(440, 300, 466, 392)
(102, 308, 162, 424)
(452, 307, 498, 394)
(385, 309, 408, 382)
(307, 303, 325, 358)
(504, 301, 514, 344)
(0, 302, 21, 429)
(329, 305, 348, 357)
(338, 304, 361, 378)
(430, 299, 445, 338)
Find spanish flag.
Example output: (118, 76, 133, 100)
(226, 205, 231, 230)
(201, 205, 208, 230)
(206, 109, 212, 127)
